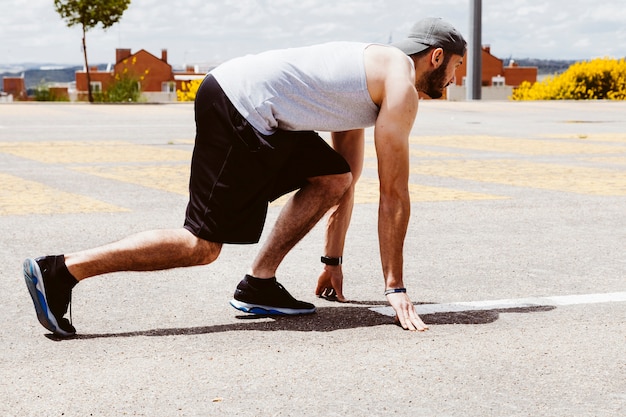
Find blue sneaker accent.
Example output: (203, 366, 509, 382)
(23, 258, 75, 337)
(230, 299, 311, 315)
(230, 275, 316, 316)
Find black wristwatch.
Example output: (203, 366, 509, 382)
(320, 256, 342, 266)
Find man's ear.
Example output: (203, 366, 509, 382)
(431, 48, 445, 68)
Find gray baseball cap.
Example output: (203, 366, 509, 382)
(392, 17, 467, 56)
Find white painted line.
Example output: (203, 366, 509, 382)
(370, 292, 626, 317)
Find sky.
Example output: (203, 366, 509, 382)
(2, 0, 625, 69)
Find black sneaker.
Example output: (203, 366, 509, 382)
(230, 275, 316, 315)
(23, 256, 77, 337)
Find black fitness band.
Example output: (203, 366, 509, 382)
(384, 288, 407, 296)
(321, 256, 342, 266)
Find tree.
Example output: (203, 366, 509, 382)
(54, 0, 131, 102)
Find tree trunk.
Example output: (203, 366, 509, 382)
(82, 24, 93, 103)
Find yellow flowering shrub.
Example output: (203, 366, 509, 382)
(101, 57, 149, 102)
(512, 57, 626, 100)
(177, 79, 203, 102)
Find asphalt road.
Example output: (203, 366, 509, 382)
(1, 100, 625, 416)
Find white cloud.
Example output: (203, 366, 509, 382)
(0, 0, 624, 66)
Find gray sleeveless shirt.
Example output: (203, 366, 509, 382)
(210, 42, 380, 135)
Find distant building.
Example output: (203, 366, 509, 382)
(2, 75, 27, 101)
(75, 48, 208, 102)
(447, 45, 538, 101)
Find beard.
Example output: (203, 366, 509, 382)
(417, 57, 451, 99)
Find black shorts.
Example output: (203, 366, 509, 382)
(183, 75, 351, 244)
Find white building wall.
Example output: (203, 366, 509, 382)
(447, 85, 514, 101)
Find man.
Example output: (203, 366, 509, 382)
(24, 17, 466, 337)
(315, 19, 466, 305)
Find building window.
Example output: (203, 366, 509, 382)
(162, 81, 176, 93)
(492, 76, 506, 87)
(90, 81, 102, 92)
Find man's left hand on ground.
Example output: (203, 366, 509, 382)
(386, 292, 428, 331)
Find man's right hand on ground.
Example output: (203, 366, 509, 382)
(315, 267, 347, 302)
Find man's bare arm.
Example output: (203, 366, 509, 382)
(373, 53, 427, 331)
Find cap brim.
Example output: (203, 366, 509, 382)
(390, 39, 431, 55)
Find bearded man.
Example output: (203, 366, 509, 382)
(24, 17, 465, 337)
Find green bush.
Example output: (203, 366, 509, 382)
(105, 75, 141, 102)
(512, 57, 626, 100)
(34, 84, 69, 102)
(34, 85, 52, 101)
(94, 58, 148, 102)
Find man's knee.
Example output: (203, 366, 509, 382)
(333, 172, 353, 197)
(309, 172, 352, 199)
(190, 235, 222, 265)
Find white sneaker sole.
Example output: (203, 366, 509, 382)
(230, 299, 316, 315)
(23, 258, 74, 337)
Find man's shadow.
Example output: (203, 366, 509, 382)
(46, 301, 556, 341)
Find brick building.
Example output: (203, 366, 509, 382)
(2, 75, 27, 101)
(447, 45, 537, 100)
(455, 45, 537, 88)
(75, 48, 205, 102)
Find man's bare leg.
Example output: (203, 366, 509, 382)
(64, 228, 222, 281)
(250, 172, 352, 278)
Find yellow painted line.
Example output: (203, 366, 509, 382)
(409, 149, 465, 158)
(364, 144, 461, 159)
(4, 136, 621, 219)
(410, 135, 626, 156)
(354, 178, 507, 203)
(270, 178, 506, 206)
(409, 159, 626, 196)
(546, 133, 626, 143)
(0, 141, 191, 164)
(582, 156, 626, 166)
(0, 173, 128, 215)
(71, 165, 190, 195)
(171, 139, 195, 145)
